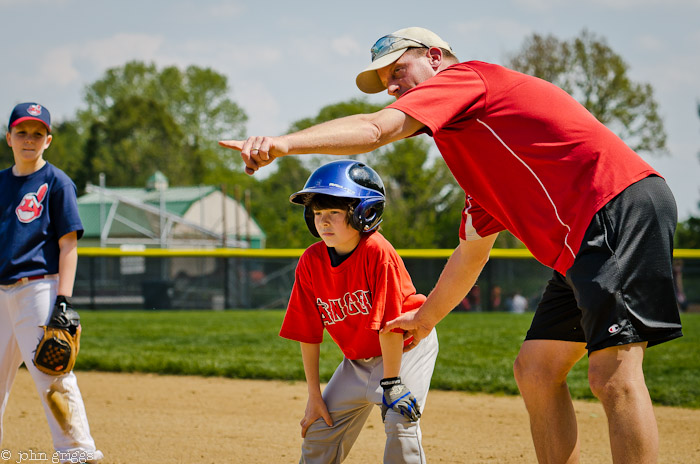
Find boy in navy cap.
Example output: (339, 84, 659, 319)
(1, 103, 103, 463)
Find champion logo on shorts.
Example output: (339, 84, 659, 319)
(16, 183, 49, 223)
(608, 324, 622, 335)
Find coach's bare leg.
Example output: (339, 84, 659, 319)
(588, 342, 658, 464)
(514, 340, 587, 464)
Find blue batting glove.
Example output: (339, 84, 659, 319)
(380, 376, 421, 422)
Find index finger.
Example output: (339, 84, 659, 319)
(322, 409, 334, 427)
(402, 338, 420, 353)
(300, 420, 310, 438)
(218, 140, 245, 151)
(381, 318, 405, 334)
(220, 139, 260, 175)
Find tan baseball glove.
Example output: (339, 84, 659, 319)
(33, 296, 81, 376)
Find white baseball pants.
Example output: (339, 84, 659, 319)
(0, 278, 99, 457)
(301, 328, 439, 464)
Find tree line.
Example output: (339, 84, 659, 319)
(3, 30, 697, 249)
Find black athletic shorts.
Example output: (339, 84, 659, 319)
(525, 176, 683, 352)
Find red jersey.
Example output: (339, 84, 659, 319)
(389, 61, 658, 274)
(280, 232, 425, 360)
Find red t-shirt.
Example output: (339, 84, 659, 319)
(280, 232, 425, 360)
(389, 61, 658, 274)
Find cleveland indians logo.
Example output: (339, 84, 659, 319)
(16, 183, 48, 223)
(27, 104, 44, 116)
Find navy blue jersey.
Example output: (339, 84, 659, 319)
(0, 162, 83, 283)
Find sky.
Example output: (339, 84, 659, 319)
(2, 0, 699, 218)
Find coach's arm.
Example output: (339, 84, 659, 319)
(218, 108, 424, 175)
(382, 234, 499, 351)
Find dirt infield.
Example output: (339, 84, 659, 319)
(3, 369, 699, 463)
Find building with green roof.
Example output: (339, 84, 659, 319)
(77, 172, 265, 249)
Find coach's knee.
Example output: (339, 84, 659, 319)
(514, 350, 571, 394)
(588, 365, 641, 405)
(514, 357, 551, 390)
(513, 351, 547, 392)
(588, 344, 648, 405)
(513, 353, 529, 387)
(589, 373, 626, 406)
(515, 341, 587, 393)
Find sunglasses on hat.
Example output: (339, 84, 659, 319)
(370, 35, 430, 62)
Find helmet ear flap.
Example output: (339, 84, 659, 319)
(352, 197, 385, 233)
(303, 206, 320, 237)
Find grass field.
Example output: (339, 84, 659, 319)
(76, 310, 699, 408)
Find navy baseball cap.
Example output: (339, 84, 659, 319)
(8, 102, 51, 132)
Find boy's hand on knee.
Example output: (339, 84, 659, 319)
(380, 377, 421, 422)
(300, 395, 333, 438)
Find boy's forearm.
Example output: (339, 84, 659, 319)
(300, 342, 323, 397)
(57, 232, 78, 297)
(379, 331, 404, 378)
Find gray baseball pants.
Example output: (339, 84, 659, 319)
(300, 328, 439, 464)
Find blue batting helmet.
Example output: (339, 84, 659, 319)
(290, 160, 385, 237)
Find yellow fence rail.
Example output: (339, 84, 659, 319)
(77, 247, 700, 260)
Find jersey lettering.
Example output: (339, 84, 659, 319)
(16, 183, 48, 224)
(345, 290, 371, 316)
(317, 290, 372, 326)
(316, 298, 333, 326)
(328, 298, 348, 323)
